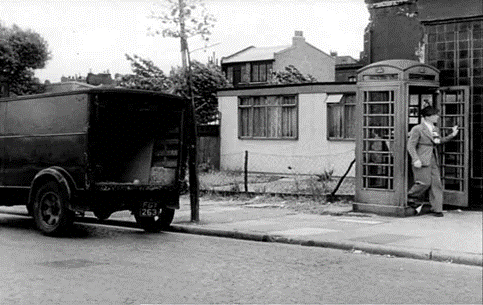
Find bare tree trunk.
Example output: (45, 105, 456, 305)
(178, 0, 188, 69)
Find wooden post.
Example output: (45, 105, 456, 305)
(188, 103, 199, 222)
(244, 150, 248, 193)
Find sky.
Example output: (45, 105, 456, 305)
(0, 0, 370, 83)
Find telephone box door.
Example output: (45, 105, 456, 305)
(439, 86, 470, 207)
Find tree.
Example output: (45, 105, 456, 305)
(117, 54, 172, 92)
(148, 0, 217, 221)
(169, 60, 229, 124)
(119, 55, 229, 124)
(0, 23, 51, 95)
(269, 65, 318, 84)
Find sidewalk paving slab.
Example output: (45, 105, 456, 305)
(0, 196, 481, 267)
(168, 197, 483, 267)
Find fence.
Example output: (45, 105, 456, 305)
(197, 125, 220, 170)
(199, 150, 356, 196)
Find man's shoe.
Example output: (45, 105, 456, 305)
(417, 204, 432, 215)
(433, 212, 444, 217)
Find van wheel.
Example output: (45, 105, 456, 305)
(33, 181, 74, 235)
(134, 208, 175, 233)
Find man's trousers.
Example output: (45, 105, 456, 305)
(408, 155, 443, 213)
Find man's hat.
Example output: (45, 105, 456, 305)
(420, 106, 439, 117)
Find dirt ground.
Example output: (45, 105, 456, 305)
(198, 171, 355, 195)
(196, 192, 356, 216)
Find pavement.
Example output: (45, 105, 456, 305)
(0, 195, 481, 267)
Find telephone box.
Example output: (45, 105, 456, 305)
(354, 59, 469, 216)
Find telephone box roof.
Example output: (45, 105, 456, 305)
(357, 59, 439, 74)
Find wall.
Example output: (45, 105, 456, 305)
(418, 0, 483, 20)
(335, 64, 363, 82)
(274, 44, 335, 82)
(218, 84, 356, 177)
(362, 1, 422, 64)
(362, 0, 483, 65)
(423, 16, 483, 204)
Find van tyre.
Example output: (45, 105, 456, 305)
(134, 208, 175, 233)
(33, 181, 74, 235)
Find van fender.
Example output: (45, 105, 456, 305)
(28, 167, 77, 211)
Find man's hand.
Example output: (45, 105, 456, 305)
(451, 125, 459, 137)
(413, 160, 422, 168)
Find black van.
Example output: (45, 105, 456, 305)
(0, 88, 189, 234)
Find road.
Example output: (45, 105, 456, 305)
(1, 213, 482, 305)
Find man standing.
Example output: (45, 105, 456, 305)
(407, 106, 459, 217)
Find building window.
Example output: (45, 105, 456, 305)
(233, 65, 242, 86)
(327, 93, 356, 140)
(251, 62, 272, 82)
(239, 95, 297, 139)
(224, 64, 242, 86)
(225, 66, 233, 84)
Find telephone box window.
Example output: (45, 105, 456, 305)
(362, 90, 395, 190)
(440, 90, 466, 192)
(409, 74, 436, 81)
(362, 74, 398, 81)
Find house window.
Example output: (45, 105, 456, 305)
(233, 65, 242, 86)
(327, 93, 356, 140)
(239, 95, 297, 139)
(224, 65, 242, 86)
(251, 62, 272, 82)
(225, 66, 233, 84)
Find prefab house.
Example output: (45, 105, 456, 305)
(218, 82, 357, 177)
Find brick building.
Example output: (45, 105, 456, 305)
(361, 0, 483, 206)
(331, 52, 364, 82)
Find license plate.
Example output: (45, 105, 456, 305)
(139, 202, 159, 217)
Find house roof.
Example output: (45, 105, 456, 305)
(335, 55, 358, 65)
(221, 45, 291, 64)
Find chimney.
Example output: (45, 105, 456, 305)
(292, 31, 305, 47)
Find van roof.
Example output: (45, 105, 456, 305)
(0, 87, 185, 102)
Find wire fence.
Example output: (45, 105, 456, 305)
(199, 150, 356, 196)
